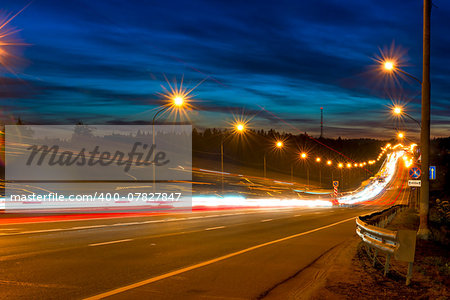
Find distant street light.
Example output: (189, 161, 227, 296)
(173, 96, 184, 107)
(236, 123, 245, 133)
(221, 121, 249, 192)
(398, 132, 404, 139)
(381, 59, 422, 85)
(384, 61, 394, 71)
(327, 160, 332, 166)
(392, 106, 421, 127)
(264, 140, 284, 179)
(316, 157, 322, 186)
(152, 95, 188, 191)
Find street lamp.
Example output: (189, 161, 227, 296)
(152, 95, 187, 191)
(264, 140, 284, 179)
(173, 96, 184, 107)
(378, 34, 432, 238)
(220, 121, 248, 192)
(381, 59, 422, 85)
(384, 61, 394, 71)
(338, 163, 344, 190)
(398, 132, 404, 139)
(315, 157, 322, 187)
(235, 123, 245, 133)
(392, 106, 421, 128)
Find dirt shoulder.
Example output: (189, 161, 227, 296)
(264, 209, 449, 299)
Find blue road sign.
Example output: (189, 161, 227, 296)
(429, 166, 436, 180)
(333, 181, 339, 187)
(409, 167, 421, 179)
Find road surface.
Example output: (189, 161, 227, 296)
(0, 152, 409, 299)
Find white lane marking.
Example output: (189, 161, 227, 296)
(83, 216, 356, 300)
(261, 219, 273, 222)
(72, 225, 105, 230)
(19, 229, 63, 234)
(111, 222, 141, 226)
(205, 226, 225, 231)
(294, 214, 303, 217)
(2, 209, 308, 236)
(88, 239, 133, 247)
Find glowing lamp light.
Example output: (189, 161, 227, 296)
(347, 163, 352, 168)
(384, 61, 394, 71)
(398, 132, 404, 139)
(338, 163, 343, 168)
(173, 96, 184, 107)
(393, 107, 402, 115)
(236, 123, 245, 132)
(276, 141, 283, 148)
(300, 153, 307, 159)
(316, 157, 321, 162)
(327, 160, 332, 165)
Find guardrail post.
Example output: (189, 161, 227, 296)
(384, 254, 391, 276)
(406, 262, 413, 285)
(372, 249, 378, 267)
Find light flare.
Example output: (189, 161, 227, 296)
(0, 5, 29, 74)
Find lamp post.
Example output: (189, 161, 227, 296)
(221, 122, 246, 193)
(264, 140, 284, 179)
(380, 0, 432, 238)
(327, 160, 333, 184)
(152, 96, 185, 191)
(300, 152, 309, 187)
(316, 157, 321, 187)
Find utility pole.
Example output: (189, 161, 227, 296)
(418, 0, 431, 239)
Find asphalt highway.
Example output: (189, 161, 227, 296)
(0, 165, 409, 299)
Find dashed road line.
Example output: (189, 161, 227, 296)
(205, 226, 225, 231)
(89, 239, 133, 247)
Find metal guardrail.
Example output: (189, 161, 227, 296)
(356, 205, 417, 285)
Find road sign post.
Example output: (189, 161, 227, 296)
(332, 181, 339, 205)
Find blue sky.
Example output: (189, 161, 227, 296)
(0, 0, 449, 138)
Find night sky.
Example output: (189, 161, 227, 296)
(1, 0, 449, 138)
